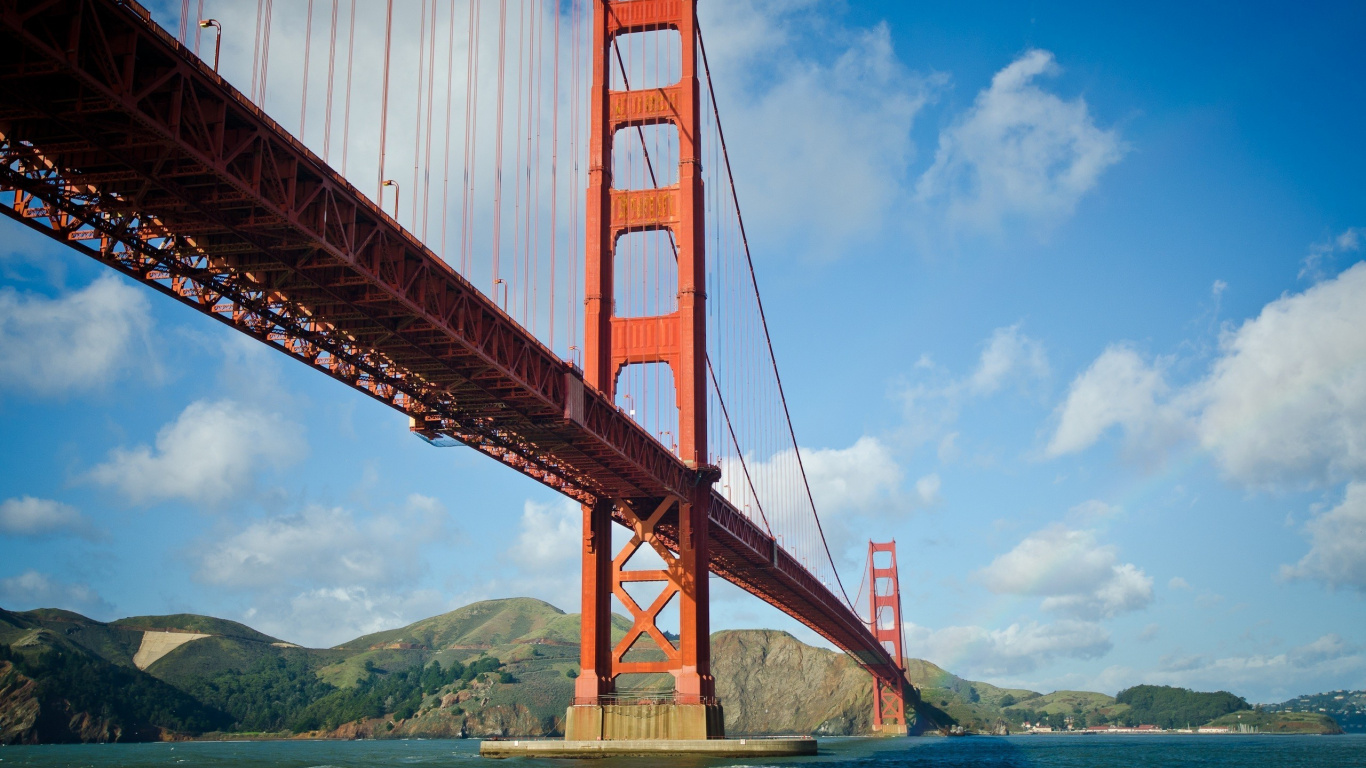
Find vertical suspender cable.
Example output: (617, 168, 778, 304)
(460, 0, 483, 276)
(178, 0, 190, 44)
(300, 0, 316, 140)
(412, 0, 429, 228)
(250, 0, 265, 102)
(510, 0, 527, 318)
(258, 0, 275, 105)
(195, 0, 204, 54)
(526, 0, 542, 327)
(341, 0, 356, 176)
(491, 0, 509, 296)
(323, 0, 339, 162)
(378, 0, 395, 201)
(697, 25, 854, 610)
(421, 0, 439, 239)
(440, 0, 457, 261)
(548, 0, 561, 350)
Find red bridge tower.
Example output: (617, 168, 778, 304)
(868, 541, 910, 734)
(569, 0, 722, 741)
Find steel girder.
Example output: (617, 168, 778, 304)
(0, 0, 907, 695)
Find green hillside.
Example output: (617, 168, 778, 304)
(337, 598, 570, 650)
(1203, 709, 1342, 734)
(0, 609, 143, 669)
(0, 598, 1347, 743)
(0, 635, 229, 743)
(112, 614, 281, 644)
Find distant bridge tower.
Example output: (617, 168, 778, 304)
(868, 541, 910, 734)
(569, 0, 723, 741)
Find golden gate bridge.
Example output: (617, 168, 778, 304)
(0, 0, 914, 744)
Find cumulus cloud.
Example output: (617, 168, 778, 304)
(246, 586, 453, 649)
(978, 525, 1154, 620)
(1050, 261, 1366, 489)
(700, 0, 942, 256)
(90, 399, 305, 506)
(917, 49, 1126, 228)
(904, 619, 1112, 677)
(1300, 226, 1362, 281)
(900, 323, 1050, 450)
(1143, 634, 1366, 703)
(968, 325, 1050, 396)
(0, 275, 152, 395)
(914, 473, 942, 505)
(491, 498, 583, 609)
(1196, 261, 1366, 488)
(194, 495, 452, 647)
(0, 496, 99, 539)
(198, 495, 445, 590)
(1046, 345, 1188, 459)
(0, 570, 112, 616)
(1281, 482, 1366, 593)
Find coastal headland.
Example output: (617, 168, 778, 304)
(0, 598, 1345, 744)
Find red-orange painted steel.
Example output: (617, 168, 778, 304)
(0, 0, 906, 704)
(868, 541, 909, 731)
(579, 0, 713, 705)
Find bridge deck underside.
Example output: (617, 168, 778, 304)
(0, 0, 902, 689)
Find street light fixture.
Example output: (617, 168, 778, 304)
(380, 179, 399, 219)
(198, 19, 221, 72)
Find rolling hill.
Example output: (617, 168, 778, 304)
(0, 598, 1347, 743)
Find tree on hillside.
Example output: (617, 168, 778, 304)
(1115, 684, 1249, 729)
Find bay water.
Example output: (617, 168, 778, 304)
(1, 735, 1363, 767)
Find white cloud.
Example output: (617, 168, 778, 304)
(1050, 261, 1366, 489)
(1144, 634, 1366, 703)
(90, 399, 304, 506)
(1196, 261, 1366, 488)
(915, 473, 942, 505)
(0, 275, 152, 395)
(900, 324, 1050, 450)
(509, 498, 580, 573)
(699, 0, 942, 256)
(917, 49, 1126, 228)
(193, 494, 453, 647)
(249, 586, 454, 649)
(197, 495, 444, 589)
(1300, 226, 1362, 281)
(0, 496, 98, 539)
(1168, 576, 1191, 590)
(904, 619, 1112, 677)
(0, 570, 112, 616)
(1047, 345, 1188, 458)
(802, 436, 904, 517)
(493, 498, 583, 610)
(968, 325, 1050, 396)
(1282, 482, 1366, 593)
(979, 525, 1154, 620)
(1067, 499, 1121, 522)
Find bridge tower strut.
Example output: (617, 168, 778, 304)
(570, 0, 722, 741)
(868, 541, 910, 734)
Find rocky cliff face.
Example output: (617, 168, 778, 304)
(712, 629, 875, 735)
(0, 660, 131, 745)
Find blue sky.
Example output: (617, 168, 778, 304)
(2, 0, 1364, 704)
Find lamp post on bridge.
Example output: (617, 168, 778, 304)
(380, 179, 399, 221)
(198, 19, 221, 72)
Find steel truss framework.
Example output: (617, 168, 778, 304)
(0, 0, 908, 704)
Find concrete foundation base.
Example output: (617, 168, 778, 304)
(873, 723, 909, 736)
(563, 703, 725, 741)
(480, 737, 817, 759)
